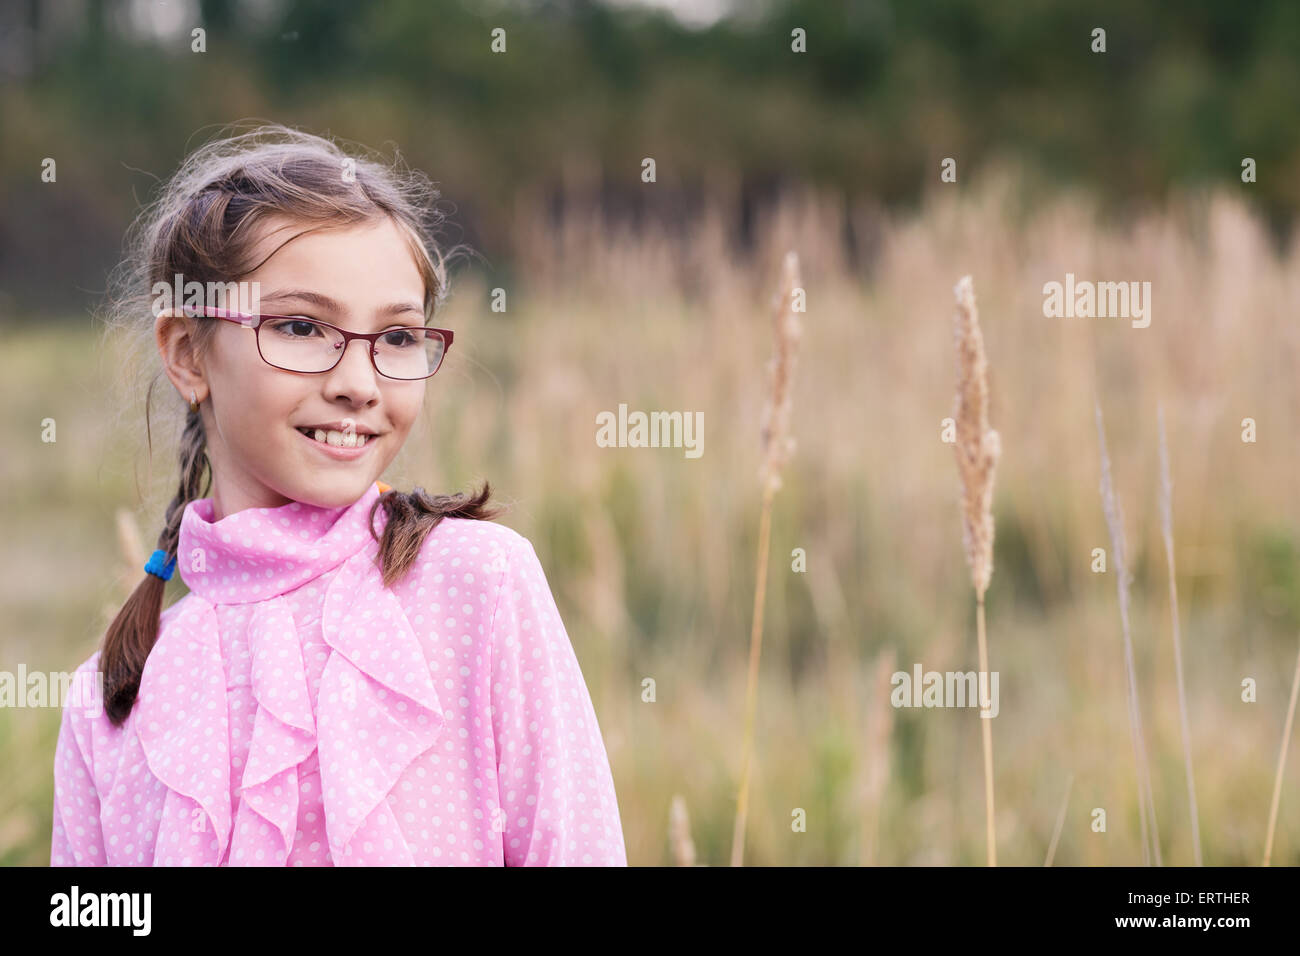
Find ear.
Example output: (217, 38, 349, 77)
(155, 309, 208, 405)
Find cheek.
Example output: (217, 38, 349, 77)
(388, 386, 426, 434)
(212, 360, 302, 436)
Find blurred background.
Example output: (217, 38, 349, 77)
(2, 0, 1299, 866)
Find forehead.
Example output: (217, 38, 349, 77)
(242, 215, 425, 301)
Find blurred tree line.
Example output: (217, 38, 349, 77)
(1, 0, 1297, 317)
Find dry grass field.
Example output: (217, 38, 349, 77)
(3, 173, 1298, 866)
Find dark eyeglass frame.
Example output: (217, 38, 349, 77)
(184, 305, 454, 381)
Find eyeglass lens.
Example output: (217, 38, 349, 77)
(259, 318, 445, 379)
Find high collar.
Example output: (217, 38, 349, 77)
(136, 478, 448, 866)
(177, 481, 386, 604)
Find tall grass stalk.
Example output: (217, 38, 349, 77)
(669, 795, 697, 866)
(859, 648, 896, 865)
(101, 507, 146, 628)
(730, 251, 802, 867)
(1157, 403, 1202, 865)
(1095, 400, 1161, 865)
(1262, 641, 1300, 866)
(952, 275, 1001, 866)
(1044, 773, 1075, 866)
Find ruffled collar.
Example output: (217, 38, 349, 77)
(177, 481, 385, 604)
(135, 480, 449, 866)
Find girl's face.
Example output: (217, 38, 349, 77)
(157, 215, 429, 519)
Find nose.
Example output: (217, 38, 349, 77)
(321, 337, 382, 406)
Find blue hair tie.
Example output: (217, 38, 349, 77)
(144, 549, 177, 582)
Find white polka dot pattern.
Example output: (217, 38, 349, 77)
(50, 482, 627, 866)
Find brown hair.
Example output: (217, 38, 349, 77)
(97, 123, 503, 728)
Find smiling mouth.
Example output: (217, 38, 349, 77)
(295, 426, 375, 448)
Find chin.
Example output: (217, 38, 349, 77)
(287, 475, 376, 509)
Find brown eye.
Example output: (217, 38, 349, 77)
(381, 329, 418, 348)
(269, 318, 323, 338)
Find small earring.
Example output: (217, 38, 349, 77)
(189, 390, 199, 413)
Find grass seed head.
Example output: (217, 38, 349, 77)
(759, 251, 803, 494)
(952, 275, 1000, 598)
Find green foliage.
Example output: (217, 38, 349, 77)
(1240, 525, 1300, 634)
(5, 0, 1299, 316)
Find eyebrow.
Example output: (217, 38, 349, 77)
(259, 288, 425, 322)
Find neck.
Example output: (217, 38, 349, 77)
(208, 474, 296, 522)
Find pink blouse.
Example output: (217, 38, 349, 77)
(51, 481, 626, 866)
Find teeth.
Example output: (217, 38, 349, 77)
(302, 428, 369, 447)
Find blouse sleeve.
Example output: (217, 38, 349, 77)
(50, 665, 106, 866)
(489, 535, 627, 866)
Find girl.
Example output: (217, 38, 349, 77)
(50, 124, 627, 866)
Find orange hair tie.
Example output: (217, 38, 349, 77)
(376, 481, 392, 494)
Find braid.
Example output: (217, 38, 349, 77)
(156, 409, 211, 562)
(369, 483, 505, 588)
(100, 406, 209, 727)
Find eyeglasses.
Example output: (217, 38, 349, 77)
(184, 306, 453, 381)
